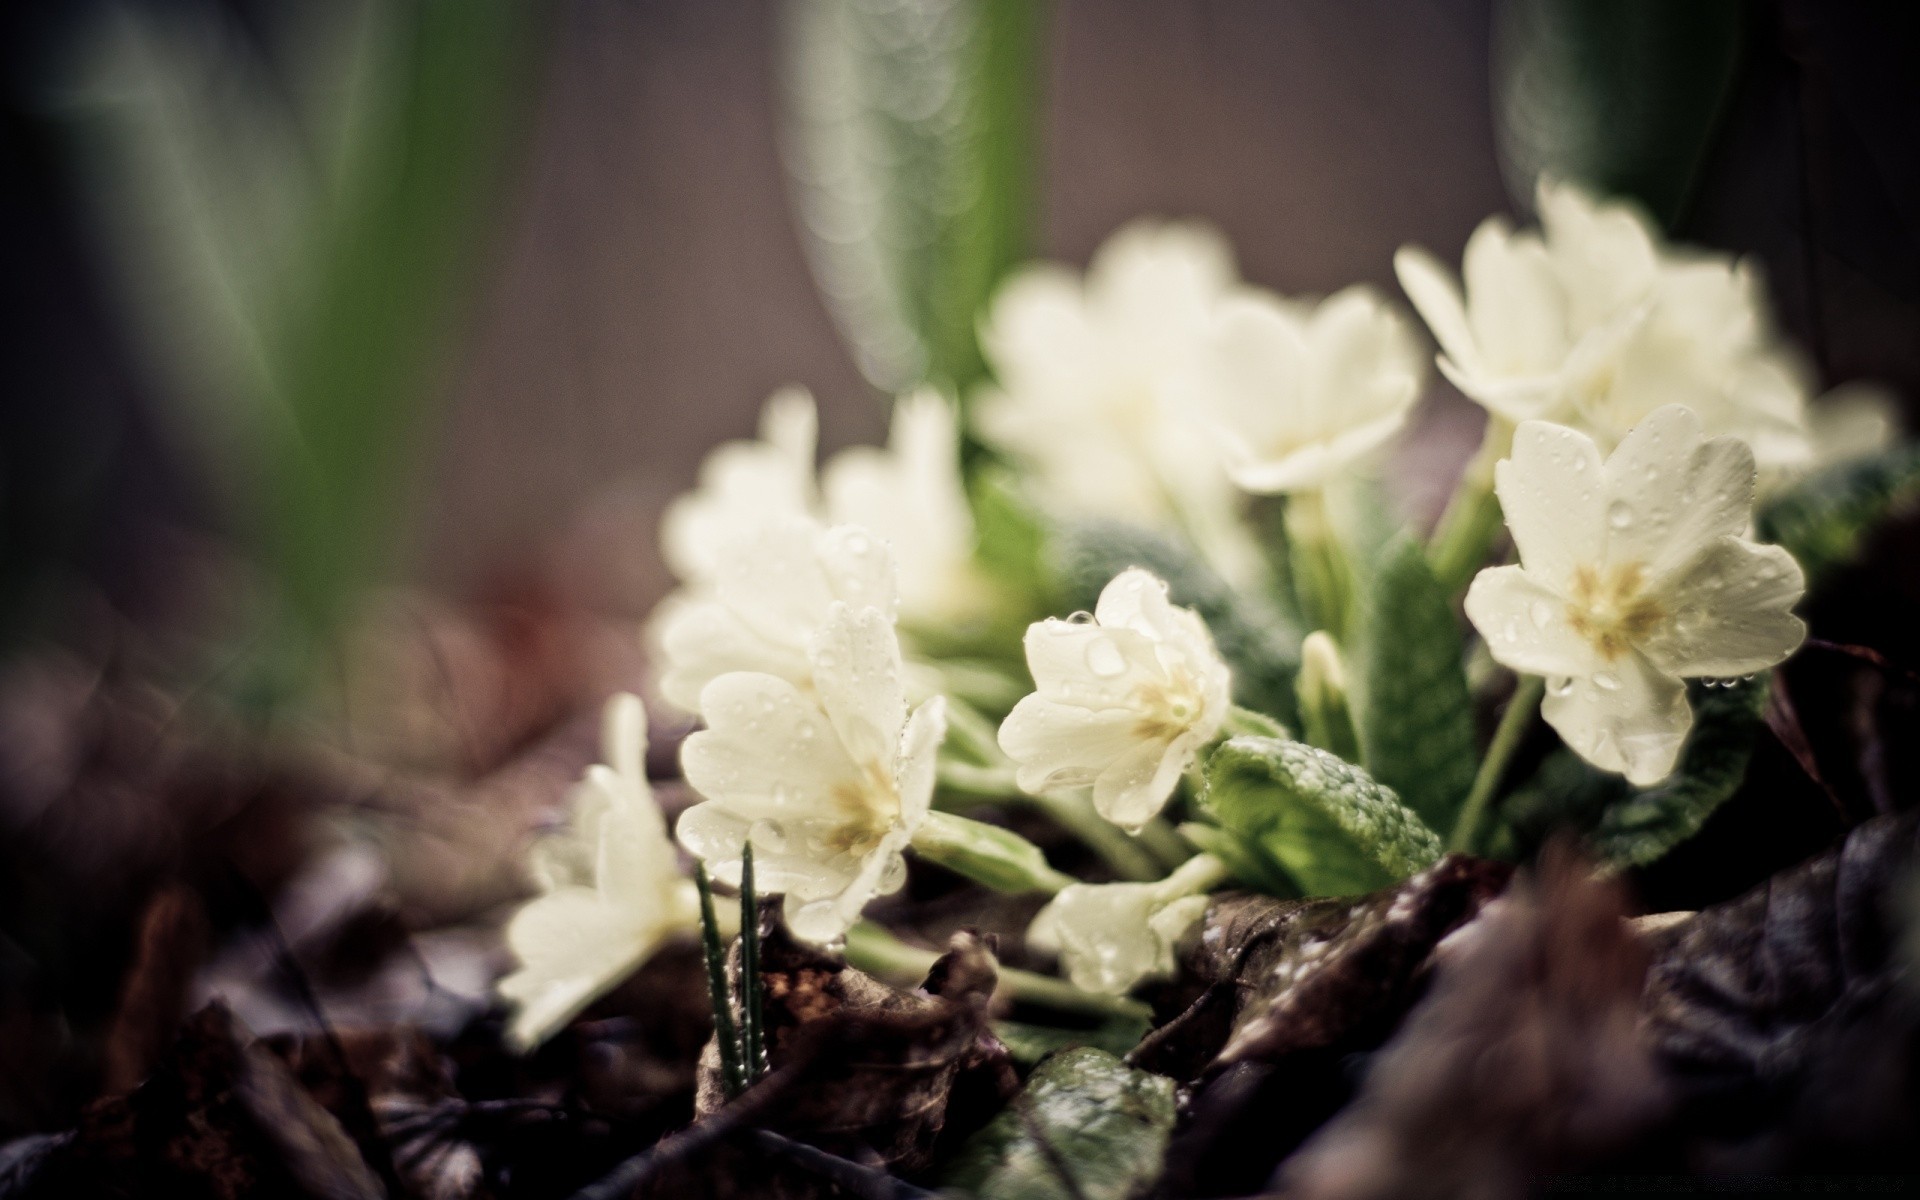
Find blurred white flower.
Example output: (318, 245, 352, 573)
(1028, 854, 1227, 994)
(498, 694, 700, 1050)
(975, 219, 1260, 581)
(1196, 286, 1425, 494)
(660, 387, 819, 584)
(998, 568, 1232, 832)
(1807, 381, 1902, 469)
(1464, 407, 1806, 785)
(1395, 180, 1811, 471)
(678, 602, 946, 944)
(653, 515, 899, 711)
(824, 389, 992, 625)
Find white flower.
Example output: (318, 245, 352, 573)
(1395, 180, 1811, 470)
(1195, 286, 1425, 494)
(1464, 406, 1806, 785)
(824, 389, 991, 625)
(653, 515, 899, 711)
(1807, 382, 1901, 470)
(498, 694, 700, 1050)
(678, 602, 947, 944)
(660, 387, 819, 584)
(974, 219, 1260, 582)
(1027, 854, 1227, 994)
(998, 568, 1232, 832)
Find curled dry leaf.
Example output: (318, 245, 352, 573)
(1277, 846, 1668, 1200)
(1137, 854, 1509, 1197)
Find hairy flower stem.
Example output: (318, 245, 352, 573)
(935, 759, 1175, 882)
(843, 922, 1152, 1021)
(1428, 417, 1513, 596)
(695, 864, 746, 1097)
(1449, 674, 1544, 854)
(913, 811, 1075, 893)
(1283, 487, 1355, 640)
(738, 845, 764, 1080)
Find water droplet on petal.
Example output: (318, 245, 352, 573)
(750, 817, 790, 853)
(1085, 637, 1126, 678)
(1066, 610, 1096, 625)
(1608, 501, 1633, 530)
(1594, 671, 1621, 691)
(1529, 601, 1553, 629)
(1503, 616, 1520, 643)
(877, 855, 908, 893)
(1548, 676, 1575, 698)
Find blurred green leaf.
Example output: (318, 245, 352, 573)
(1758, 445, 1920, 593)
(937, 1046, 1175, 1200)
(1354, 535, 1479, 834)
(1054, 520, 1303, 727)
(1492, 0, 1744, 227)
(990, 1015, 1151, 1066)
(783, 0, 1045, 395)
(1201, 736, 1443, 897)
(66, 0, 540, 677)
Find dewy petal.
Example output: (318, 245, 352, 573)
(1031, 881, 1171, 994)
(1601, 406, 1757, 582)
(1093, 568, 1183, 638)
(1640, 539, 1806, 678)
(655, 593, 806, 712)
(999, 696, 1145, 795)
(895, 697, 947, 830)
(1535, 180, 1660, 330)
(500, 888, 664, 1049)
(1463, 220, 1569, 377)
(1464, 565, 1602, 678)
(682, 673, 861, 815)
(809, 602, 907, 771)
(1540, 651, 1692, 787)
(1495, 420, 1608, 590)
(1093, 735, 1187, 833)
(1394, 244, 1480, 375)
(1022, 619, 1162, 707)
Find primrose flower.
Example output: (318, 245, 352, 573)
(1394, 180, 1810, 470)
(498, 694, 700, 1050)
(660, 387, 819, 584)
(998, 568, 1232, 832)
(1027, 854, 1229, 994)
(654, 515, 899, 711)
(1465, 406, 1806, 785)
(1195, 286, 1426, 494)
(824, 389, 991, 625)
(678, 602, 946, 944)
(975, 220, 1259, 581)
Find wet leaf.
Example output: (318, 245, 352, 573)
(1279, 848, 1668, 1200)
(1592, 676, 1768, 868)
(1758, 444, 1920, 593)
(936, 1046, 1175, 1200)
(1054, 520, 1302, 726)
(1201, 736, 1442, 897)
(1353, 535, 1478, 834)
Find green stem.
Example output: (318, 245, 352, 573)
(1030, 791, 1165, 882)
(1428, 417, 1512, 596)
(738, 844, 763, 1080)
(1449, 674, 1544, 854)
(1284, 487, 1355, 639)
(844, 922, 1152, 1021)
(937, 759, 1023, 797)
(912, 811, 1074, 893)
(1222, 705, 1289, 740)
(940, 692, 1010, 766)
(694, 863, 745, 1097)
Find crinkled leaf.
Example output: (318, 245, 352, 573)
(1493, 0, 1744, 227)
(989, 1015, 1151, 1066)
(1054, 521, 1302, 726)
(1354, 534, 1479, 833)
(1758, 444, 1920, 592)
(1593, 676, 1768, 868)
(1201, 736, 1443, 897)
(1642, 808, 1920, 1158)
(937, 1046, 1175, 1200)
(783, 0, 1043, 394)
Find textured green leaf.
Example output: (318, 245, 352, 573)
(1054, 521, 1302, 726)
(1354, 535, 1479, 834)
(990, 1015, 1151, 1066)
(1202, 736, 1443, 897)
(1493, 0, 1744, 227)
(937, 1047, 1175, 1200)
(1758, 445, 1920, 592)
(783, 0, 1044, 395)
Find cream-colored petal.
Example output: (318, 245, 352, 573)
(1463, 220, 1568, 376)
(895, 697, 948, 829)
(1602, 406, 1757, 582)
(1306, 285, 1422, 430)
(682, 673, 861, 813)
(1464, 565, 1602, 678)
(1022, 618, 1162, 706)
(999, 697, 1145, 795)
(655, 596, 806, 712)
(1394, 244, 1479, 374)
(1640, 539, 1805, 678)
(1093, 568, 1185, 640)
(809, 602, 907, 770)
(1536, 180, 1660, 331)
(500, 889, 669, 1049)
(1495, 420, 1607, 590)
(1540, 651, 1692, 787)
(1092, 736, 1186, 832)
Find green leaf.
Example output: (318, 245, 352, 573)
(1201, 736, 1443, 897)
(1592, 676, 1769, 868)
(1758, 445, 1920, 593)
(937, 1047, 1176, 1200)
(1492, 0, 1744, 227)
(1354, 535, 1479, 834)
(783, 0, 1045, 396)
(1054, 521, 1302, 726)
(990, 1016, 1151, 1066)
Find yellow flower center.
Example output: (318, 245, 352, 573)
(1565, 562, 1664, 661)
(1131, 664, 1205, 743)
(825, 758, 900, 858)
